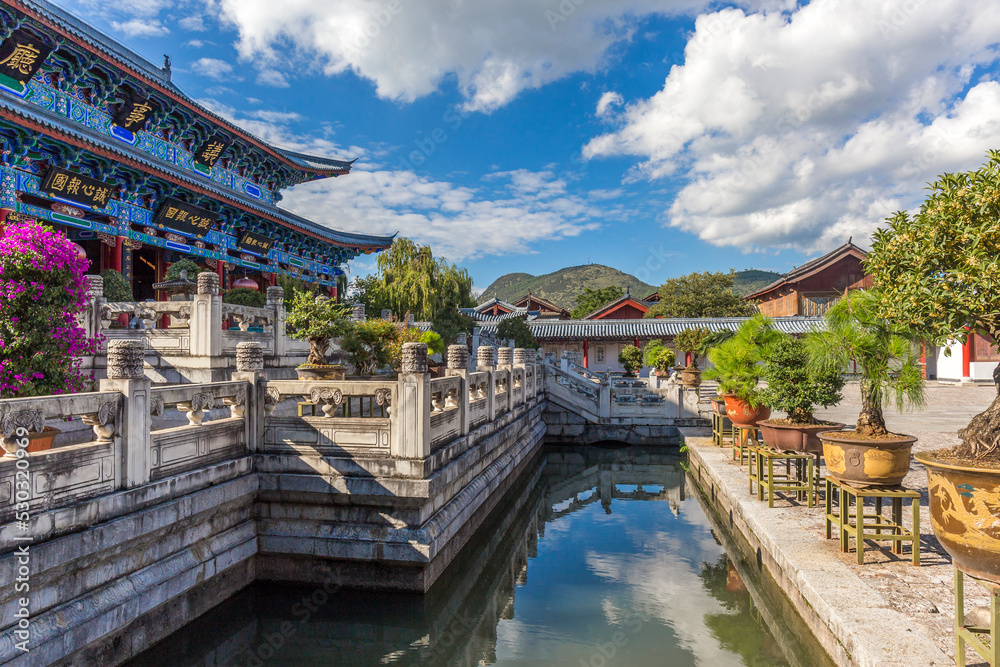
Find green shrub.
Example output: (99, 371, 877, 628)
(760, 335, 844, 423)
(286, 291, 351, 365)
(100, 269, 133, 302)
(618, 344, 643, 375)
(420, 331, 445, 356)
(497, 317, 537, 349)
(164, 258, 202, 282)
(643, 339, 676, 373)
(224, 287, 265, 308)
(674, 327, 710, 367)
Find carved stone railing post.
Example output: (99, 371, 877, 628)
(352, 304, 366, 322)
(100, 339, 152, 487)
(446, 344, 470, 436)
(232, 341, 265, 452)
(82, 274, 105, 339)
(497, 347, 513, 369)
(476, 346, 495, 372)
(267, 286, 285, 358)
(393, 342, 430, 459)
(191, 272, 222, 357)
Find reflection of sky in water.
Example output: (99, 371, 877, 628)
(493, 491, 750, 667)
(128, 453, 793, 667)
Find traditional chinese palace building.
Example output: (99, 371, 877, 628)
(0, 0, 392, 299)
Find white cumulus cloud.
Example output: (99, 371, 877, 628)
(596, 91, 624, 117)
(583, 0, 1000, 252)
(190, 57, 240, 81)
(214, 0, 786, 113)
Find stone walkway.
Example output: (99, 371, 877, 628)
(687, 381, 997, 666)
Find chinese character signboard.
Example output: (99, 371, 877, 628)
(193, 135, 230, 170)
(0, 29, 53, 85)
(237, 230, 274, 255)
(40, 167, 116, 209)
(113, 92, 157, 132)
(153, 197, 217, 238)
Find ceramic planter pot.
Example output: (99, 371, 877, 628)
(681, 367, 702, 388)
(0, 426, 60, 456)
(758, 420, 845, 454)
(710, 396, 728, 416)
(818, 431, 916, 487)
(915, 452, 1000, 584)
(295, 364, 346, 381)
(723, 396, 770, 428)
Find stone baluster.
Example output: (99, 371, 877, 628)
(477, 346, 496, 372)
(352, 304, 366, 322)
(446, 344, 470, 435)
(191, 272, 222, 357)
(82, 274, 105, 339)
(100, 340, 152, 487)
(497, 347, 513, 369)
(266, 286, 285, 358)
(392, 342, 430, 458)
(233, 341, 266, 451)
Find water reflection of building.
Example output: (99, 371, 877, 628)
(544, 447, 686, 517)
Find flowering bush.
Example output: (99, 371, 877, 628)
(0, 221, 98, 397)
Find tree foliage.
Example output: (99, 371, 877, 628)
(806, 289, 924, 437)
(674, 327, 711, 367)
(431, 304, 475, 348)
(571, 285, 623, 318)
(223, 287, 265, 308)
(368, 238, 474, 321)
(340, 319, 400, 376)
(703, 315, 781, 407)
(643, 339, 676, 373)
(618, 344, 643, 375)
(0, 222, 98, 397)
(760, 335, 844, 423)
(866, 153, 1000, 458)
(100, 269, 133, 302)
(285, 292, 351, 365)
(164, 258, 202, 282)
(497, 317, 537, 349)
(276, 274, 321, 307)
(420, 331, 445, 356)
(645, 271, 756, 318)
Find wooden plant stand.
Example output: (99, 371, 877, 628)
(749, 446, 815, 508)
(712, 411, 736, 447)
(824, 478, 920, 565)
(955, 567, 998, 666)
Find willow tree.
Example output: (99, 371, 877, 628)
(373, 238, 474, 321)
(867, 150, 1000, 461)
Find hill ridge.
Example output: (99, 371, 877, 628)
(478, 265, 783, 310)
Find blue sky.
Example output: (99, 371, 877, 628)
(59, 0, 1000, 292)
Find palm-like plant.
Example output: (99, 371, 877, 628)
(805, 289, 924, 437)
(703, 315, 780, 406)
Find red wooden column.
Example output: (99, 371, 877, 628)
(113, 235, 124, 272)
(685, 352, 692, 366)
(583, 339, 589, 368)
(962, 331, 973, 381)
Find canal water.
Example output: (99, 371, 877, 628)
(131, 446, 833, 667)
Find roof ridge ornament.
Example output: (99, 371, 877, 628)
(162, 54, 171, 81)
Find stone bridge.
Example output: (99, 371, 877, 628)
(0, 334, 701, 665)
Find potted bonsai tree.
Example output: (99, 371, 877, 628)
(703, 315, 779, 427)
(643, 339, 676, 380)
(618, 344, 643, 377)
(867, 150, 1000, 582)
(286, 291, 351, 380)
(0, 221, 99, 452)
(807, 288, 924, 486)
(675, 326, 709, 388)
(340, 318, 400, 376)
(757, 334, 845, 453)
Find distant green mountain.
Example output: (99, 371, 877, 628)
(478, 265, 657, 311)
(478, 266, 785, 310)
(731, 269, 783, 296)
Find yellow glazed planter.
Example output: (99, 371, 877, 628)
(818, 431, 916, 487)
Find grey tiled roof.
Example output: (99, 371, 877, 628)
(477, 316, 826, 339)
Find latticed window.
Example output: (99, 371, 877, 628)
(799, 294, 840, 316)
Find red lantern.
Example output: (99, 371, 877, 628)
(233, 276, 258, 290)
